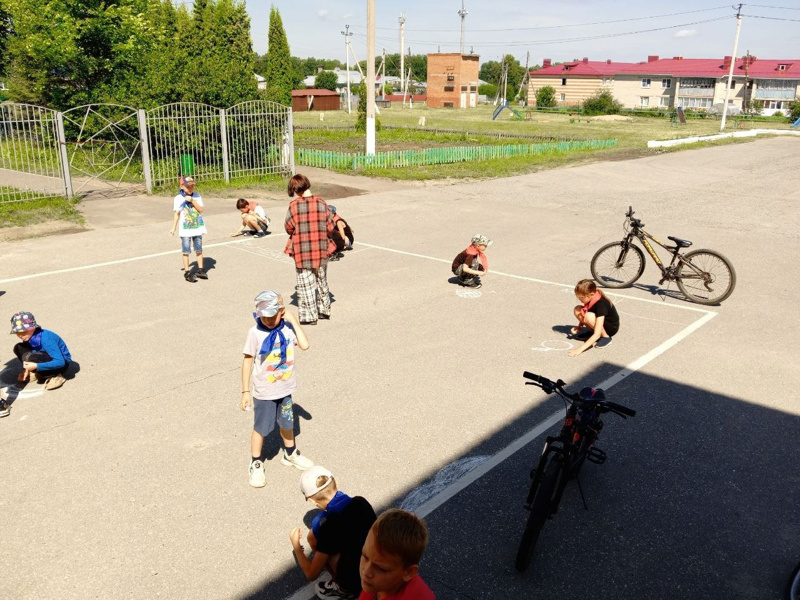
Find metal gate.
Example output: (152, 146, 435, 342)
(226, 100, 294, 178)
(61, 104, 146, 197)
(0, 103, 71, 203)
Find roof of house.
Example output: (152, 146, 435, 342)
(303, 69, 364, 88)
(529, 59, 637, 77)
(292, 89, 340, 97)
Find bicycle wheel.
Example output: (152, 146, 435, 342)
(787, 561, 800, 600)
(591, 242, 646, 289)
(676, 249, 736, 305)
(515, 455, 561, 572)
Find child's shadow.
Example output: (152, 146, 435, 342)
(0, 358, 81, 408)
(191, 256, 217, 272)
(261, 402, 313, 461)
(447, 277, 463, 286)
(289, 291, 336, 307)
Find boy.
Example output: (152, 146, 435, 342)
(170, 176, 208, 283)
(9, 311, 72, 391)
(289, 466, 376, 599)
(359, 509, 435, 600)
(231, 198, 270, 237)
(240, 290, 314, 488)
(451, 234, 491, 289)
(328, 205, 354, 262)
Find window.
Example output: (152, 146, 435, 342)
(560, 93, 565, 101)
(681, 78, 714, 89)
(640, 96, 649, 107)
(443, 102, 454, 108)
(729, 80, 736, 89)
(678, 96, 713, 109)
(461, 85, 467, 91)
(641, 78, 651, 88)
(661, 78, 671, 89)
(766, 100, 784, 109)
(444, 85, 454, 92)
(561, 78, 567, 86)
(446, 74, 455, 81)
(659, 97, 670, 107)
(758, 79, 794, 90)
(779, 64, 787, 71)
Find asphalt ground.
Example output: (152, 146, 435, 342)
(1, 137, 799, 600)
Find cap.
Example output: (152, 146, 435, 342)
(254, 291, 284, 317)
(10, 311, 37, 334)
(329, 204, 337, 214)
(182, 175, 195, 185)
(471, 234, 492, 247)
(300, 465, 334, 499)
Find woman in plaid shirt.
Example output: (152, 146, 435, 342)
(284, 174, 336, 324)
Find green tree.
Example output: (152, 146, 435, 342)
(354, 80, 380, 133)
(264, 6, 293, 105)
(0, 3, 13, 79)
(314, 70, 338, 92)
(479, 60, 501, 85)
(582, 91, 622, 115)
(535, 86, 556, 108)
(478, 83, 496, 97)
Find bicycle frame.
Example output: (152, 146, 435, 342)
(624, 225, 706, 285)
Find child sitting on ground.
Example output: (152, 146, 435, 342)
(289, 466, 377, 599)
(240, 291, 314, 488)
(9, 311, 72, 390)
(328, 205, 354, 261)
(451, 234, 491, 288)
(231, 198, 270, 237)
(567, 279, 620, 357)
(358, 509, 435, 600)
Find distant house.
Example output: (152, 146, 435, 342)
(303, 68, 364, 94)
(291, 89, 341, 112)
(426, 53, 480, 108)
(254, 73, 266, 91)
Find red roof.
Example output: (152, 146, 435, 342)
(383, 94, 427, 101)
(292, 89, 340, 97)
(530, 57, 800, 79)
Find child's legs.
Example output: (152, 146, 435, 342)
(331, 230, 346, 252)
(276, 396, 295, 448)
(250, 430, 264, 459)
(454, 264, 475, 283)
(180, 237, 191, 270)
(13, 342, 32, 364)
(192, 236, 204, 269)
(344, 226, 354, 247)
(326, 553, 341, 579)
(243, 214, 259, 231)
(582, 312, 608, 336)
(574, 305, 586, 325)
(315, 263, 331, 315)
(252, 398, 279, 458)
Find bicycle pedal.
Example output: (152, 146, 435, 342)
(587, 447, 607, 464)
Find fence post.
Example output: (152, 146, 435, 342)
(287, 109, 296, 175)
(219, 109, 230, 182)
(54, 112, 73, 200)
(137, 109, 153, 194)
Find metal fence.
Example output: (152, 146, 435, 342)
(0, 100, 294, 203)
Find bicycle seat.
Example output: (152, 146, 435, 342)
(668, 236, 692, 248)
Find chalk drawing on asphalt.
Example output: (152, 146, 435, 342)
(456, 289, 482, 299)
(531, 340, 574, 352)
(400, 455, 490, 513)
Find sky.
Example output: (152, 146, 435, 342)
(244, 0, 800, 64)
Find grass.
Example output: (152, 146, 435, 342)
(152, 173, 288, 196)
(0, 195, 84, 229)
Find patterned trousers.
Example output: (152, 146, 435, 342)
(295, 261, 331, 322)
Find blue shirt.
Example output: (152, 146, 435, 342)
(28, 328, 72, 371)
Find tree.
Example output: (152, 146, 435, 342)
(478, 83, 496, 97)
(314, 70, 338, 92)
(0, 3, 13, 80)
(354, 80, 380, 133)
(535, 86, 556, 108)
(582, 91, 622, 115)
(479, 60, 501, 86)
(264, 6, 293, 105)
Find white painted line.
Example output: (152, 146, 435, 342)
(283, 308, 718, 600)
(0, 234, 288, 284)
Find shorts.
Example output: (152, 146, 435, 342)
(181, 235, 203, 254)
(253, 395, 294, 436)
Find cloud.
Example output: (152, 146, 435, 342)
(317, 9, 353, 22)
(675, 29, 698, 38)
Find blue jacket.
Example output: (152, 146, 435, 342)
(29, 329, 72, 371)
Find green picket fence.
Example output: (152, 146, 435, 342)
(295, 139, 617, 170)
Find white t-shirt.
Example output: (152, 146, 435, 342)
(252, 205, 267, 220)
(173, 193, 207, 237)
(242, 322, 298, 400)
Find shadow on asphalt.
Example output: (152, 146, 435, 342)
(235, 364, 800, 600)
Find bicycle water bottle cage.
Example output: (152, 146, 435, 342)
(667, 236, 692, 248)
(587, 447, 607, 464)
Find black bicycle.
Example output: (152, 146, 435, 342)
(590, 206, 736, 305)
(515, 372, 636, 572)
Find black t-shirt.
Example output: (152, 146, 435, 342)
(451, 250, 483, 274)
(589, 296, 620, 337)
(314, 496, 376, 593)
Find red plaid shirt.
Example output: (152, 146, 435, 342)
(284, 194, 336, 269)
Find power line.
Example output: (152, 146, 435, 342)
(742, 13, 800, 21)
(746, 3, 800, 10)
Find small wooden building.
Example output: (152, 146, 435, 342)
(291, 89, 341, 112)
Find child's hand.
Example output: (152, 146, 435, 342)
(289, 527, 303, 547)
(169, 228, 176, 236)
(240, 391, 252, 412)
(283, 311, 298, 326)
(567, 348, 582, 357)
(22, 361, 37, 372)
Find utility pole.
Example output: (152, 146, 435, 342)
(341, 25, 353, 114)
(366, 0, 376, 155)
(399, 12, 406, 92)
(517, 51, 530, 104)
(720, 4, 743, 132)
(743, 49, 751, 113)
(458, 1, 468, 55)
(382, 48, 386, 98)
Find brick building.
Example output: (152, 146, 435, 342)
(426, 53, 480, 108)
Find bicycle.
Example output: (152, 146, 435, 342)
(590, 206, 736, 305)
(515, 371, 636, 573)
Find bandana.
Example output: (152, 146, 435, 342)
(580, 292, 602, 316)
(253, 313, 294, 366)
(28, 329, 43, 350)
(466, 244, 488, 271)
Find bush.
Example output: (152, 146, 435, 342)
(355, 81, 381, 133)
(314, 71, 338, 92)
(535, 86, 557, 108)
(789, 100, 800, 122)
(582, 91, 622, 115)
(478, 84, 497, 98)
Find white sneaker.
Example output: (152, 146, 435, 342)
(316, 579, 357, 599)
(249, 460, 266, 487)
(280, 449, 313, 471)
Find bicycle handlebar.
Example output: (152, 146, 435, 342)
(523, 371, 636, 418)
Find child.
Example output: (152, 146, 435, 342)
(359, 509, 435, 600)
(568, 279, 620, 357)
(231, 198, 270, 237)
(289, 465, 377, 599)
(9, 311, 72, 391)
(240, 290, 314, 488)
(170, 176, 208, 283)
(451, 234, 491, 289)
(328, 205, 354, 261)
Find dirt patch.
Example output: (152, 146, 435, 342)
(312, 182, 369, 200)
(589, 115, 633, 122)
(0, 221, 89, 243)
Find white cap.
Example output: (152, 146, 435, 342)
(254, 290, 284, 317)
(300, 465, 334, 499)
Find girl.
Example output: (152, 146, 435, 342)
(568, 279, 619, 357)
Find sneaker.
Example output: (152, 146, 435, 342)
(280, 449, 313, 471)
(196, 269, 208, 280)
(0, 401, 9, 418)
(45, 375, 66, 391)
(328, 253, 341, 262)
(300, 320, 317, 326)
(184, 271, 197, 283)
(594, 337, 613, 349)
(249, 460, 266, 488)
(315, 579, 357, 600)
(318, 313, 330, 320)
